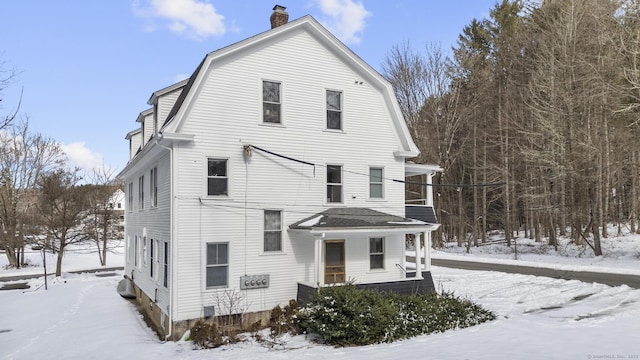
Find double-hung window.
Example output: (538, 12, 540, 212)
(207, 158, 228, 196)
(150, 238, 155, 278)
(327, 165, 343, 203)
(206, 243, 228, 288)
(134, 235, 140, 268)
(163, 241, 169, 288)
(264, 210, 282, 252)
(138, 175, 145, 209)
(369, 237, 384, 270)
(150, 167, 158, 207)
(326, 90, 342, 130)
(369, 167, 384, 199)
(263, 80, 281, 124)
(128, 182, 133, 211)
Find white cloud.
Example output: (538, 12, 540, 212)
(315, 0, 371, 45)
(62, 142, 109, 176)
(132, 0, 225, 41)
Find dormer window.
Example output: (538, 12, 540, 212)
(263, 81, 281, 124)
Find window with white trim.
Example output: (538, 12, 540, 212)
(326, 90, 342, 130)
(150, 238, 154, 278)
(134, 235, 139, 268)
(128, 182, 133, 211)
(263, 80, 281, 124)
(327, 165, 342, 203)
(138, 175, 145, 209)
(142, 236, 148, 266)
(369, 237, 384, 270)
(206, 243, 228, 287)
(264, 210, 282, 252)
(369, 167, 384, 199)
(207, 158, 228, 196)
(150, 166, 158, 207)
(163, 241, 169, 288)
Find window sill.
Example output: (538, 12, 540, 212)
(366, 198, 387, 202)
(367, 269, 387, 274)
(323, 128, 345, 134)
(260, 251, 287, 256)
(259, 122, 286, 128)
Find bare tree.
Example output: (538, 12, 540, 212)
(37, 168, 87, 276)
(0, 120, 65, 267)
(83, 165, 123, 266)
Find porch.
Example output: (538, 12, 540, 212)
(297, 271, 435, 305)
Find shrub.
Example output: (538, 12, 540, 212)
(269, 299, 300, 336)
(189, 320, 224, 349)
(298, 286, 495, 346)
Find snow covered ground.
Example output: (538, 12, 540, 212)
(1, 233, 639, 360)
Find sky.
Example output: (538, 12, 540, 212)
(0, 0, 500, 178)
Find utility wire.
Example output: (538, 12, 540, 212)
(248, 143, 506, 189)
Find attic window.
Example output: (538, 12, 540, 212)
(263, 81, 281, 124)
(326, 90, 342, 130)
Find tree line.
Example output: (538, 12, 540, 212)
(384, 0, 640, 255)
(0, 68, 122, 275)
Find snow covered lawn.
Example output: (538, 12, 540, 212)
(1, 266, 639, 360)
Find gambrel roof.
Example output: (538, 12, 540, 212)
(160, 14, 419, 157)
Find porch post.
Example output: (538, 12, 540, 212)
(423, 231, 430, 272)
(414, 232, 423, 279)
(313, 234, 323, 286)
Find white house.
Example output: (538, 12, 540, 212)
(118, 5, 440, 340)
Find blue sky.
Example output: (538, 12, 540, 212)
(0, 0, 498, 176)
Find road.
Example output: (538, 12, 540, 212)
(431, 258, 640, 289)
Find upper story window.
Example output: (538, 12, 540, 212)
(327, 165, 343, 203)
(263, 81, 281, 124)
(127, 182, 133, 211)
(207, 158, 228, 196)
(264, 210, 282, 252)
(326, 90, 342, 130)
(369, 167, 384, 199)
(150, 167, 158, 207)
(138, 175, 145, 209)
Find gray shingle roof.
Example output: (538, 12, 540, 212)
(289, 208, 426, 230)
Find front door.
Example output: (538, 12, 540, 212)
(324, 240, 345, 284)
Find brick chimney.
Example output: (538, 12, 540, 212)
(270, 5, 289, 29)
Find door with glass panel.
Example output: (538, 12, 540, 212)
(324, 240, 345, 284)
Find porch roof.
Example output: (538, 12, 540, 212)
(289, 207, 435, 234)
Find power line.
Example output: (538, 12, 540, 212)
(248, 143, 506, 189)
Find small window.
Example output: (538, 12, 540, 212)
(150, 238, 154, 278)
(264, 210, 282, 252)
(138, 175, 145, 209)
(263, 81, 281, 124)
(207, 158, 228, 196)
(142, 236, 148, 265)
(369, 167, 384, 199)
(327, 165, 342, 203)
(206, 243, 228, 287)
(128, 182, 133, 211)
(134, 235, 139, 268)
(163, 241, 169, 288)
(326, 90, 342, 130)
(369, 237, 384, 270)
(150, 167, 158, 207)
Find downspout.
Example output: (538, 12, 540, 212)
(155, 133, 175, 341)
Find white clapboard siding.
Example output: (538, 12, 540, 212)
(168, 29, 409, 319)
(124, 152, 172, 313)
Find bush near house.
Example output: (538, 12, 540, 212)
(189, 286, 495, 348)
(298, 285, 495, 346)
